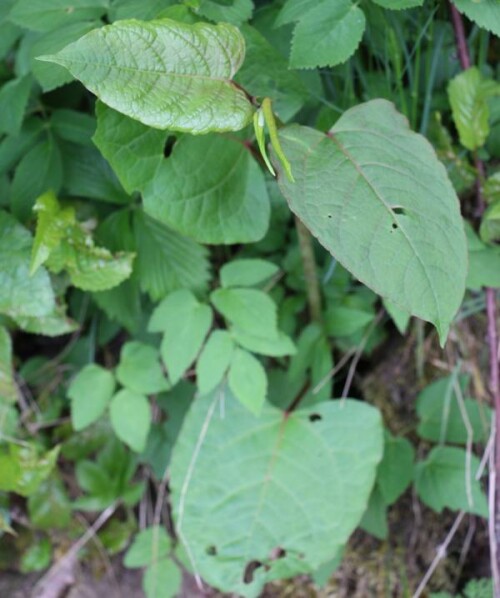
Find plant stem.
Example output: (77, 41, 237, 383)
(450, 3, 471, 69)
(449, 1, 500, 587)
(295, 217, 322, 324)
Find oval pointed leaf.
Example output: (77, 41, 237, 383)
(275, 100, 467, 343)
(38, 19, 255, 134)
(171, 389, 383, 595)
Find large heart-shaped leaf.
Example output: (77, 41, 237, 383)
(170, 389, 383, 596)
(143, 134, 270, 244)
(38, 19, 255, 134)
(275, 100, 467, 343)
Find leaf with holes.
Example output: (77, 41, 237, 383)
(38, 19, 255, 133)
(170, 389, 383, 596)
(275, 100, 467, 344)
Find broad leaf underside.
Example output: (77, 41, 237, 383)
(170, 390, 383, 596)
(275, 100, 467, 343)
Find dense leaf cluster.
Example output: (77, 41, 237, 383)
(0, 0, 499, 596)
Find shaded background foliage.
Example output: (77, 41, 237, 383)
(0, 0, 499, 597)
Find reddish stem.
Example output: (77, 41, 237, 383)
(449, 0, 500, 583)
(450, 3, 471, 70)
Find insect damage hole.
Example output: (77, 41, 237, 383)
(163, 136, 177, 158)
(309, 413, 322, 422)
(243, 560, 263, 584)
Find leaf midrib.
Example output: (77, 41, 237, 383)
(51, 57, 241, 85)
(325, 130, 442, 324)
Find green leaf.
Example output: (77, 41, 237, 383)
(38, 19, 255, 133)
(417, 375, 491, 444)
(448, 67, 500, 151)
(98, 517, 136, 555)
(9, 0, 108, 32)
(377, 432, 414, 505)
(108, 0, 169, 20)
(28, 476, 71, 530)
(220, 259, 279, 288)
(480, 200, 500, 244)
(233, 329, 296, 357)
(371, 0, 424, 8)
(93, 279, 143, 334)
(109, 389, 151, 453)
(0, 404, 19, 440)
(143, 134, 270, 244)
(13, 304, 78, 337)
(359, 486, 388, 540)
(0, 327, 17, 404)
(76, 459, 111, 497)
(11, 137, 63, 222)
(275, 0, 316, 27)
(289, 0, 366, 69)
(51, 109, 96, 146)
(228, 348, 267, 414)
(0, 444, 59, 496)
(210, 287, 296, 357)
(149, 290, 213, 385)
(116, 342, 169, 395)
(30, 191, 74, 274)
(275, 100, 467, 343)
(194, 0, 253, 25)
(0, 118, 44, 177)
(451, 0, 500, 37)
(236, 25, 308, 121)
(196, 330, 234, 395)
(170, 390, 383, 596)
(68, 364, 116, 431)
(0, 210, 55, 319)
(32, 192, 135, 291)
(142, 382, 194, 477)
(143, 558, 182, 598)
(61, 142, 130, 205)
(383, 298, 411, 335)
(20, 538, 52, 573)
(0, 75, 32, 136)
(325, 305, 374, 337)
(134, 211, 211, 302)
(30, 21, 101, 92)
(124, 526, 171, 568)
(415, 446, 488, 517)
(210, 288, 277, 338)
(467, 247, 500, 289)
(93, 102, 166, 194)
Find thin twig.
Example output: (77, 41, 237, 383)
(448, 3, 500, 586)
(341, 310, 385, 398)
(32, 504, 116, 598)
(413, 511, 466, 598)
